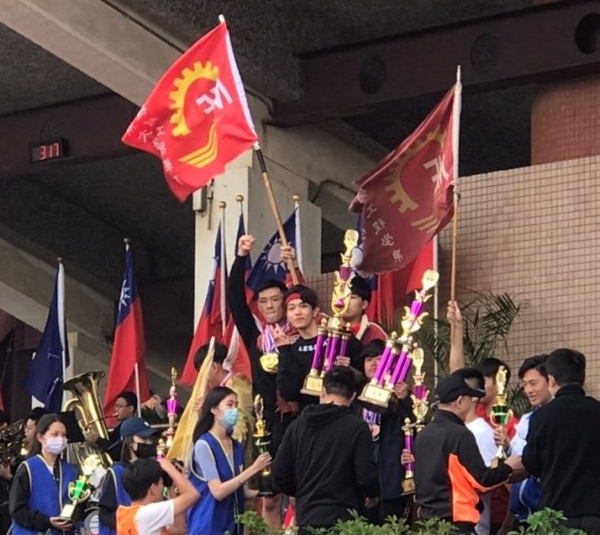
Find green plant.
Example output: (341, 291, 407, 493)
(508, 508, 586, 535)
(417, 290, 530, 417)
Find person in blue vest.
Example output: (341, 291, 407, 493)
(187, 386, 272, 535)
(98, 417, 160, 535)
(9, 413, 79, 535)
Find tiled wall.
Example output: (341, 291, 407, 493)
(309, 156, 600, 396)
(439, 156, 600, 396)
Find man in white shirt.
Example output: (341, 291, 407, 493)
(455, 368, 497, 535)
(117, 457, 200, 535)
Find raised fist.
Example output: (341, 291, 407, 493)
(238, 235, 256, 256)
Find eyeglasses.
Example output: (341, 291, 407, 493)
(257, 296, 283, 306)
(114, 404, 128, 410)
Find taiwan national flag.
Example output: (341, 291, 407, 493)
(121, 21, 257, 201)
(24, 262, 69, 413)
(103, 245, 150, 423)
(180, 223, 228, 385)
(247, 208, 300, 293)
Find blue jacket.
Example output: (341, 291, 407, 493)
(99, 463, 132, 535)
(187, 432, 245, 535)
(12, 455, 78, 535)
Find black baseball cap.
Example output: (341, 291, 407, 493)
(435, 372, 486, 403)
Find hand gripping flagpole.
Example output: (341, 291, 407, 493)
(125, 237, 143, 417)
(217, 13, 298, 285)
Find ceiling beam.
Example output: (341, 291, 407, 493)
(273, 0, 600, 126)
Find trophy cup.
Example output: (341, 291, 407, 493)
(359, 270, 438, 411)
(253, 395, 275, 496)
(490, 365, 511, 468)
(300, 230, 356, 397)
(401, 349, 430, 494)
(165, 367, 179, 449)
(59, 455, 102, 521)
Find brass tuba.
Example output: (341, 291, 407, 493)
(63, 371, 113, 469)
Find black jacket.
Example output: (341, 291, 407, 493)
(272, 403, 379, 529)
(228, 254, 278, 421)
(414, 409, 512, 524)
(522, 385, 600, 517)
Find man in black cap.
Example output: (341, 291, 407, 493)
(413, 372, 522, 534)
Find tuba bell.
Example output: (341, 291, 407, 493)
(63, 371, 113, 469)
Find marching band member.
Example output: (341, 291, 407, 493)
(9, 413, 78, 535)
(187, 387, 271, 535)
(193, 343, 255, 466)
(22, 408, 47, 458)
(92, 392, 138, 462)
(99, 417, 159, 535)
(116, 457, 199, 535)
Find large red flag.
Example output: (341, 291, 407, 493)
(350, 81, 461, 273)
(180, 223, 228, 386)
(104, 246, 150, 425)
(122, 22, 257, 201)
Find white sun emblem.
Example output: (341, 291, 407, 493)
(264, 243, 284, 274)
(119, 283, 131, 310)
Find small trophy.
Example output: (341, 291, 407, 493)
(165, 368, 179, 449)
(490, 365, 511, 468)
(59, 455, 102, 521)
(253, 395, 274, 496)
(401, 418, 416, 494)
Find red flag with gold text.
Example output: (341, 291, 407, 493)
(122, 22, 257, 201)
(350, 83, 460, 273)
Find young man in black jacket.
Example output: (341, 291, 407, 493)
(522, 348, 600, 535)
(228, 234, 301, 529)
(414, 373, 521, 534)
(272, 366, 379, 533)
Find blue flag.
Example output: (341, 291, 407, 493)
(24, 263, 69, 412)
(247, 209, 299, 293)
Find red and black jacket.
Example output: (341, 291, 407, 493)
(414, 409, 512, 525)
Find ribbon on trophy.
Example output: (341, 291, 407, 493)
(300, 230, 357, 397)
(359, 270, 439, 411)
(490, 365, 512, 468)
(253, 395, 275, 496)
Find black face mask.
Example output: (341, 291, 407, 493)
(135, 443, 157, 459)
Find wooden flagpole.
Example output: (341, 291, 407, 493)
(254, 144, 299, 285)
(450, 66, 462, 302)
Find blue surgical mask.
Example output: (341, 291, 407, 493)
(220, 408, 239, 430)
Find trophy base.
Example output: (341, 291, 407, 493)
(59, 504, 76, 522)
(358, 383, 392, 413)
(300, 374, 323, 397)
(401, 477, 415, 495)
(257, 474, 276, 497)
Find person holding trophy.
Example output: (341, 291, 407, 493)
(187, 387, 272, 535)
(9, 413, 79, 535)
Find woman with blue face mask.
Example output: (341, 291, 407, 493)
(9, 413, 79, 535)
(187, 387, 271, 535)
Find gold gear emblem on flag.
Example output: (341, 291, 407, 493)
(384, 126, 447, 234)
(169, 61, 220, 168)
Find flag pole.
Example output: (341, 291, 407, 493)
(124, 237, 143, 417)
(57, 257, 68, 409)
(450, 65, 462, 302)
(219, 201, 228, 334)
(293, 194, 304, 274)
(254, 144, 299, 285)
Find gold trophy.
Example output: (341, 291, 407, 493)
(253, 395, 274, 496)
(165, 367, 179, 449)
(59, 454, 102, 521)
(490, 365, 511, 468)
